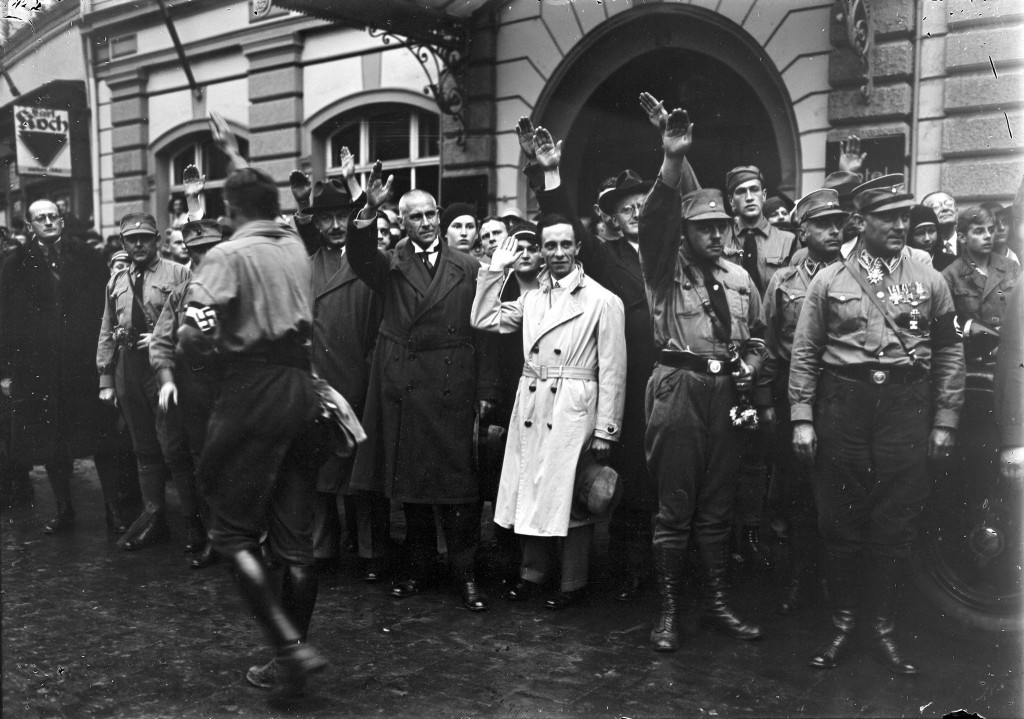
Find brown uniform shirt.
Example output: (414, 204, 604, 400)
(188, 220, 312, 355)
(722, 215, 796, 293)
(788, 253, 965, 429)
(96, 257, 191, 388)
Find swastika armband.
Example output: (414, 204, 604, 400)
(184, 303, 218, 333)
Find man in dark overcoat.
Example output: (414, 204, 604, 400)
(0, 200, 136, 534)
(347, 160, 500, 612)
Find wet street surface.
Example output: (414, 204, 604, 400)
(3, 461, 1021, 719)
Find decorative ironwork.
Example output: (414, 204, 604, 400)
(368, 27, 468, 146)
(831, 0, 874, 100)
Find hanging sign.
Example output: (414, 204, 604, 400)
(14, 106, 72, 177)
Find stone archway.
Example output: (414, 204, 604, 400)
(532, 4, 800, 213)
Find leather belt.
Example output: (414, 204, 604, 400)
(827, 364, 927, 386)
(658, 350, 736, 375)
(522, 362, 597, 381)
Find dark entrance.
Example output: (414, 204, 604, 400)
(564, 47, 784, 218)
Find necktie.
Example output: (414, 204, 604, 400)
(699, 265, 732, 341)
(131, 269, 148, 331)
(740, 228, 762, 295)
(420, 252, 435, 278)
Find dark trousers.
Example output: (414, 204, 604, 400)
(114, 349, 195, 514)
(402, 502, 480, 580)
(199, 364, 320, 566)
(645, 365, 741, 560)
(812, 371, 931, 561)
(768, 369, 816, 538)
(608, 387, 654, 578)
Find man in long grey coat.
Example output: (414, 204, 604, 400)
(346, 161, 500, 613)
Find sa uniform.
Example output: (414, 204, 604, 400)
(639, 184, 767, 648)
(789, 177, 965, 674)
(97, 213, 194, 550)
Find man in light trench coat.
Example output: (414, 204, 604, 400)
(472, 212, 627, 609)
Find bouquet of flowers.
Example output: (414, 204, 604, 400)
(730, 393, 759, 431)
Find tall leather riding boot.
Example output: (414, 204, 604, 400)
(42, 458, 74, 535)
(184, 514, 207, 553)
(866, 553, 917, 675)
(700, 547, 763, 640)
(281, 565, 319, 641)
(809, 548, 861, 669)
(650, 544, 687, 652)
(233, 550, 327, 697)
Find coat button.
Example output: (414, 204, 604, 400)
(524, 420, 532, 427)
(529, 385, 536, 392)
(554, 349, 561, 355)
(531, 344, 539, 354)
(607, 425, 616, 433)
(546, 423, 552, 429)
(877, 351, 884, 358)
(550, 385, 557, 393)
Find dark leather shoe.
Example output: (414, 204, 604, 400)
(183, 515, 206, 553)
(42, 503, 74, 535)
(105, 503, 130, 534)
(867, 618, 918, 675)
(614, 575, 643, 603)
(390, 577, 420, 598)
(545, 588, 588, 610)
(463, 581, 490, 612)
(808, 610, 857, 670)
(361, 559, 386, 583)
(505, 578, 540, 602)
(190, 541, 217, 569)
(122, 512, 169, 551)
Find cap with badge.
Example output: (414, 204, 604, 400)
(725, 165, 764, 196)
(851, 173, 915, 214)
(681, 188, 731, 221)
(597, 170, 654, 216)
(120, 213, 158, 237)
(182, 219, 225, 249)
(795, 189, 848, 224)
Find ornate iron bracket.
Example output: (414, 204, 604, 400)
(368, 27, 468, 146)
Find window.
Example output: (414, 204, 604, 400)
(325, 106, 439, 200)
(165, 136, 249, 224)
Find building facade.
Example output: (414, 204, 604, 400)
(1, 0, 1021, 239)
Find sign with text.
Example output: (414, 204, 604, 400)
(14, 106, 72, 177)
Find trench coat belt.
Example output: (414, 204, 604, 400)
(378, 327, 471, 351)
(522, 362, 597, 381)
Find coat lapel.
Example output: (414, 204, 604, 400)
(412, 246, 465, 322)
(316, 255, 360, 299)
(394, 241, 433, 298)
(980, 261, 1005, 302)
(533, 271, 585, 340)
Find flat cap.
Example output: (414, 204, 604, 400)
(725, 166, 763, 195)
(182, 219, 225, 249)
(682, 189, 731, 221)
(795, 189, 848, 224)
(120, 213, 158, 237)
(851, 173, 915, 214)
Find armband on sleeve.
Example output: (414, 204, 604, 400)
(931, 311, 960, 348)
(184, 303, 218, 334)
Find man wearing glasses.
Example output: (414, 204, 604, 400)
(0, 201, 138, 534)
(922, 191, 960, 257)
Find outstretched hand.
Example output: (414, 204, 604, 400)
(337, 146, 356, 180)
(290, 170, 312, 207)
(839, 135, 867, 173)
(516, 117, 537, 162)
(182, 164, 206, 197)
(209, 111, 248, 169)
(639, 92, 668, 130)
(661, 108, 693, 158)
(531, 126, 562, 169)
(364, 160, 394, 210)
(490, 234, 522, 271)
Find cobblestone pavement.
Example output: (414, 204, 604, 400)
(2, 460, 1020, 718)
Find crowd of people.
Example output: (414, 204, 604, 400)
(1, 97, 1022, 704)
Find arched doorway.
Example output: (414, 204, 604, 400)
(533, 5, 799, 215)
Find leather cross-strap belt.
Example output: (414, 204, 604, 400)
(522, 362, 597, 381)
(658, 349, 737, 375)
(826, 364, 927, 385)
